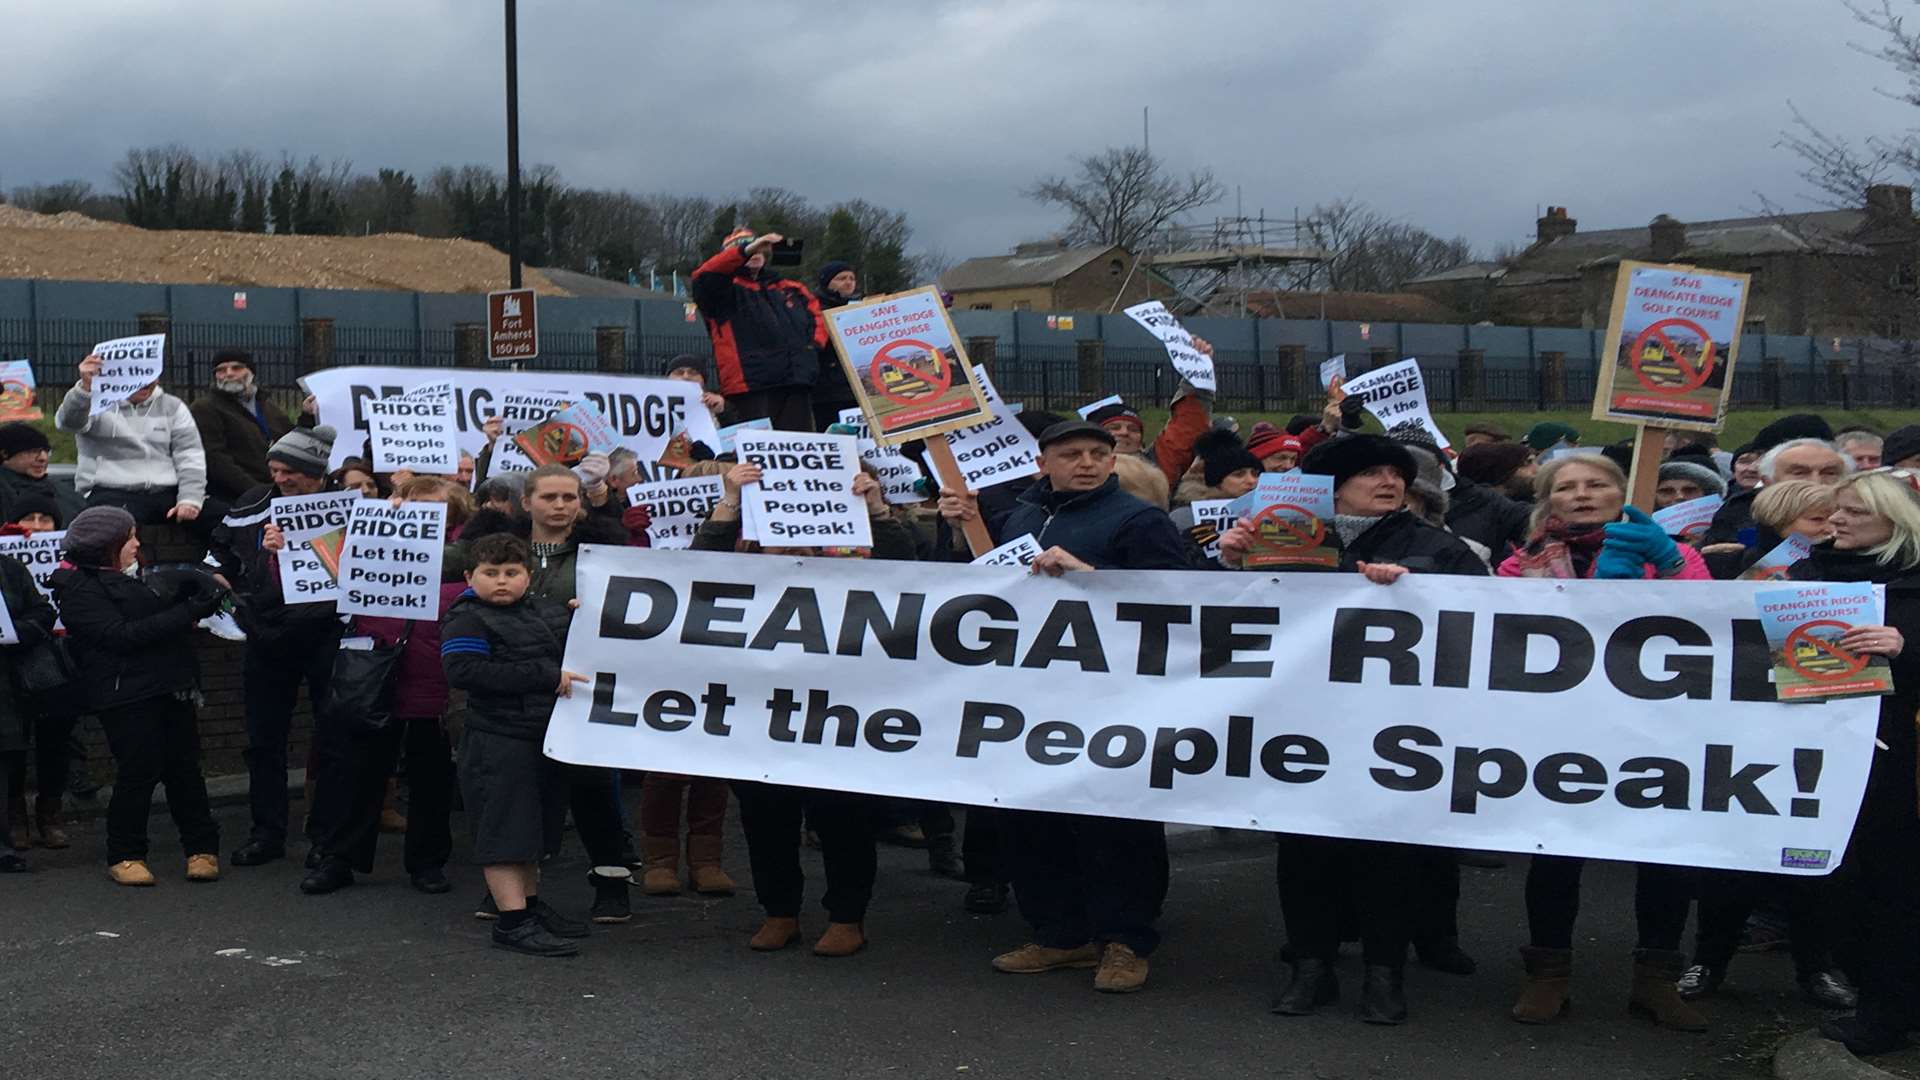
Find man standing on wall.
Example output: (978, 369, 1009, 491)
(691, 229, 827, 432)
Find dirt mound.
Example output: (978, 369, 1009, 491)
(0, 205, 569, 295)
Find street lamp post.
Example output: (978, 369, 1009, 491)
(504, 0, 522, 289)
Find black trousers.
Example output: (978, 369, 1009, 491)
(1846, 816, 1920, 1030)
(962, 806, 1006, 885)
(1412, 850, 1462, 945)
(315, 715, 454, 875)
(242, 628, 340, 846)
(1277, 834, 1432, 967)
(1690, 869, 1833, 975)
(6, 708, 78, 805)
(726, 387, 815, 433)
(98, 695, 218, 864)
(733, 781, 877, 922)
(1002, 810, 1168, 956)
(1524, 855, 1690, 951)
(561, 764, 631, 868)
(0, 754, 17, 856)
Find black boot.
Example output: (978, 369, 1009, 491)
(927, 833, 964, 879)
(1358, 964, 1408, 1025)
(963, 882, 1008, 914)
(1272, 957, 1339, 1016)
(299, 858, 354, 895)
(1414, 936, 1476, 976)
(588, 868, 632, 924)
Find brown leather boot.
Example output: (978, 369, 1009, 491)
(686, 835, 735, 896)
(1510, 946, 1573, 1024)
(750, 917, 800, 951)
(1628, 948, 1707, 1031)
(639, 835, 681, 895)
(32, 797, 68, 849)
(813, 922, 866, 957)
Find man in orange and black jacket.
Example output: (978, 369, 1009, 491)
(691, 228, 827, 432)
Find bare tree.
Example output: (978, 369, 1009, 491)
(1295, 199, 1474, 291)
(1024, 146, 1226, 250)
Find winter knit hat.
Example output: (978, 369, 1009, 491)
(1881, 424, 1920, 469)
(1246, 426, 1302, 462)
(1456, 441, 1533, 487)
(1659, 460, 1727, 499)
(1749, 413, 1834, 455)
(1523, 421, 1581, 453)
(1300, 433, 1417, 491)
(211, 347, 256, 374)
(62, 505, 136, 568)
(1086, 401, 1144, 432)
(1194, 429, 1262, 489)
(268, 424, 338, 478)
(6, 492, 62, 528)
(0, 422, 51, 459)
(816, 261, 854, 294)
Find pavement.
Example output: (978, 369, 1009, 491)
(5, 792, 1917, 1080)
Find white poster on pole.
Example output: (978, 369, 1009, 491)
(1123, 300, 1215, 392)
(88, 334, 166, 417)
(942, 371, 1042, 491)
(334, 500, 447, 619)
(1339, 358, 1451, 449)
(733, 431, 870, 548)
(366, 397, 461, 474)
(626, 475, 725, 550)
(271, 490, 363, 604)
(548, 549, 1879, 875)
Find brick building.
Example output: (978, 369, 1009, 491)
(940, 241, 1178, 312)
(1406, 186, 1920, 337)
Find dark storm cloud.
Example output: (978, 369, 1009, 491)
(4, 0, 1911, 259)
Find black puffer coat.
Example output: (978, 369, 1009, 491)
(439, 590, 574, 742)
(0, 555, 56, 751)
(49, 564, 213, 711)
(1445, 477, 1531, 559)
(1335, 508, 1489, 577)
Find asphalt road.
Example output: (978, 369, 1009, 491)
(0, 797, 1869, 1080)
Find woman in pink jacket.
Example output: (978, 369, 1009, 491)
(1496, 455, 1711, 1033)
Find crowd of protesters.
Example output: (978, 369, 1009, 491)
(1, 231, 1918, 1057)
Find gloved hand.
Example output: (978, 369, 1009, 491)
(620, 504, 653, 548)
(1601, 505, 1683, 575)
(188, 584, 228, 620)
(574, 453, 611, 499)
(1338, 393, 1368, 431)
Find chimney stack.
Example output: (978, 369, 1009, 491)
(1649, 214, 1687, 262)
(1535, 206, 1576, 244)
(1866, 184, 1914, 223)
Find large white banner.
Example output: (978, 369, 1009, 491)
(547, 548, 1881, 875)
(301, 367, 720, 474)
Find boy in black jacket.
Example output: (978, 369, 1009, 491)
(441, 533, 587, 957)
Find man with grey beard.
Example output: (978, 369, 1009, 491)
(190, 348, 309, 506)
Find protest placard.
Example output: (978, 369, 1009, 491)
(513, 400, 621, 467)
(550, 548, 1879, 874)
(1123, 300, 1215, 392)
(1339, 358, 1450, 449)
(89, 333, 166, 417)
(271, 490, 364, 603)
(626, 475, 725, 549)
(299, 367, 719, 474)
(942, 371, 1042, 491)
(1755, 582, 1894, 702)
(715, 417, 773, 454)
(1740, 534, 1814, 581)
(366, 397, 460, 473)
(1240, 472, 1338, 567)
(0, 589, 17, 645)
(825, 286, 991, 443)
(656, 431, 696, 471)
(1076, 394, 1124, 420)
(0, 360, 42, 421)
(1185, 499, 1240, 561)
(334, 500, 447, 620)
(1319, 355, 1347, 391)
(0, 530, 65, 600)
(971, 534, 1044, 568)
(1651, 493, 1724, 542)
(1593, 261, 1751, 431)
(1538, 445, 1604, 463)
(835, 408, 925, 505)
(734, 431, 871, 547)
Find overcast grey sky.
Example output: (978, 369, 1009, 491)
(6, 0, 1915, 261)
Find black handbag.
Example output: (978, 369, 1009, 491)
(323, 623, 413, 734)
(13, 635, 78, 696)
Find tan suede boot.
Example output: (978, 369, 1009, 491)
(686, 835, 735, 896)
(1628, 948, 1708, 1031)
(1510, 947, 1573, 1024)
(813, 922, 866, 958)
(750, 917, 800, 951)
(639, 835, 681, 895)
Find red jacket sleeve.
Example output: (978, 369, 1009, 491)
(691, 246, 748, 320)
(1152, 394, 1212, 491)
(803, 285, 827, 348)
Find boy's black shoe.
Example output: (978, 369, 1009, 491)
(0, 853, 28, 873)
(963, 882, 1009, 914)
(474, 892, 500, 920)
(230, 840, 284, 867)
(589, 869, 632, 924)
(299, 859, 354, 895)
(411, 868, 452, 895)
(491, 920, 580, 958)
(532, 898, 590, 939)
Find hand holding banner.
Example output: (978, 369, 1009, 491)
(734, 431, 871, 547)
(89, 334, 166, 417)
(1340, 358, 1450, 449)
(334, 500, 447, 619)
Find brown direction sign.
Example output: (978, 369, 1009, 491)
(487, 288, 539, 363)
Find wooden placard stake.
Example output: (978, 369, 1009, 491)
(924, 433, 993, 557)
(1626, 425, 1668, 513)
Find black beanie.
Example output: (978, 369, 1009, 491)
(0, 422, 51, 459)
(1087, 401, 1143, 431)
(1882, 424, 1920, 468)
(1749, 413, 1833, 455)
(7, 492, 61, 528)
(1300, 433, 1417, 491)
(211, 347, 256, 374)
(1195, 429, 1261, 489)
(816, 261, 854, 295)
(1456, 441, 1531, 486)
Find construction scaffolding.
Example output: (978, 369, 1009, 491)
(1145, 213, 1329, 316)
